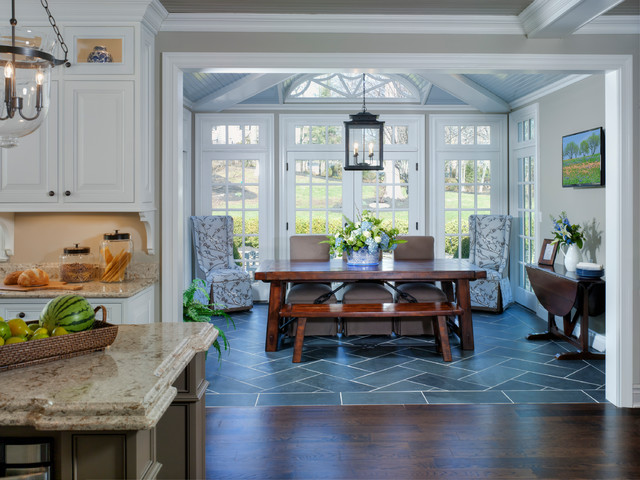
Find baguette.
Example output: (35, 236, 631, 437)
(17, 268, 49, 287)
(3, 270, 23, 285)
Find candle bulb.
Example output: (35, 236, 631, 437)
(35, 69, 44, 110)
(368, 143, 374, 157)
(4, 62, 13, 109)
(353, 142, 358, 156)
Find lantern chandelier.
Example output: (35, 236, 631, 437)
(344, 73, 385, 171)
(0, 0, 69, 148)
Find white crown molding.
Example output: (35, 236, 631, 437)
(7, 0, 156, 23)
(160, 13, 525, 35)
(576, 15, 640, 34)
(509, 73, 591, 108)
(142, 0, 169, 35)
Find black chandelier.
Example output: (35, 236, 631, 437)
(0, 0, 69, 148)
(344, 73, 384, 171)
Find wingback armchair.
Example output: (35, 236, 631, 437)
(468, 214, 513, 312)
(190, 215, 253, 312)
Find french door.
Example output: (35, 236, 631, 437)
(431, 115, 508, 258)
(281, 115, 424, 257)
(509, 105, 539, 310)
(195, 114, 274, 300)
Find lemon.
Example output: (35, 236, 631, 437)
(33, 327, 49, 336)
(51, 326, 69, 336)
(30, 333, 50, 340)
(5, 336, 26, 344)
(7, 318, 30, 338)
(0, 321, 11, 341)
(0, 337, 4, 346)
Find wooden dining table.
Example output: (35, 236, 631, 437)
(254, 258, 487, 352)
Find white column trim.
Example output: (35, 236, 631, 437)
(162, 51, 634, 407)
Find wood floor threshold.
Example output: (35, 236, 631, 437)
(206, 403, 640, 479)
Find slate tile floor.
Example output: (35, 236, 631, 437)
(205, 303, 606, 407)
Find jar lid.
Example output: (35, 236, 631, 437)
(103, 230, 131, 240)
(64, 243, 91, 255)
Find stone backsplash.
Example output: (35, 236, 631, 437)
(0, 262, 158, 281)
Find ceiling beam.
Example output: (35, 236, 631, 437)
(416, 73, 510, 113)
(193, 73, 293, 112)
(520, 0, 625, 38)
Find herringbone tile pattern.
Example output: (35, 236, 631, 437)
(205, 304, 606, 406)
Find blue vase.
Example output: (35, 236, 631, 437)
(87, 46, 113, 63)
(346, 248, 380, 266)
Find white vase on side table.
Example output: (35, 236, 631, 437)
(563, 244, 581, 272)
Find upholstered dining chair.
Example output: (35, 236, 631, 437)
(393, 236, 448, 335)
(190, 215, 253, 312)
(286, 235, 338, 336)
(468, 214, 514, 312)
(341, 250, 394, 336)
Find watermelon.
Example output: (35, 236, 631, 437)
(39, 294, 95, 333)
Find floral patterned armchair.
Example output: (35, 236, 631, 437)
(468, 215, 513, 312)
(190, 216, 253, 312)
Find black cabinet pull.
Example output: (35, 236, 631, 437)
(48, 190, 55, 196)
(18, 312, 25, 318)
(64, 190, 71, 196)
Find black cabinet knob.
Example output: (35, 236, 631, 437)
(18, 312, 25, 318)
(64, 190, 71, 196)
(48, 190, 55, 196)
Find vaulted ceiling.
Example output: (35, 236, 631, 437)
(168, 0, 639, 113)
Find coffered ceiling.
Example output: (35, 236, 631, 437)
(170, 0, 638, 113)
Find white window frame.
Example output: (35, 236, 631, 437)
(509, 104, 540, 310)
(279, 114, 425, 259)
(194, 113, 274, 301)
(430, 114, 508, 258)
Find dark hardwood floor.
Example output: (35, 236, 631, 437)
(206, 404, 640, 479)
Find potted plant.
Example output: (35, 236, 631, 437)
(550, 211, 585, 272)
(183, 278, 235, 361)
(323, 210, 405, 265)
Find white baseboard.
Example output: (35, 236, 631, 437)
(634, 385, 640, 408)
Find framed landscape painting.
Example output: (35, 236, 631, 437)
(562, 127, 605, 187)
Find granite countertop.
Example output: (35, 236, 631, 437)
(0, 278, 157, 299)
(0, 323, 217, 431)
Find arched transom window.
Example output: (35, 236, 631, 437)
(286, 73, 419, 103)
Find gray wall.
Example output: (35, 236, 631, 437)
(538, 74, 606, 267)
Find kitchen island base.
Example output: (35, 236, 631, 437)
(0, 324, 214, 480)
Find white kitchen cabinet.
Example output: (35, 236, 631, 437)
(0, 284, 155, 325)
(63, 80, 135, 204)
(0, 81, 59, 204)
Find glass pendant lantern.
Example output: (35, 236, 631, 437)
(344, 74, 384, 171)
(0, 0, 69, 149)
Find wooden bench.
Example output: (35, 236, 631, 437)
(279, 302, 464, 363)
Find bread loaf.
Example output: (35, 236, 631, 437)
(17, 268, 49, 287)
(3, 270, 23, 285)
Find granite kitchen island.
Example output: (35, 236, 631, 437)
(0, 322, 216, 480)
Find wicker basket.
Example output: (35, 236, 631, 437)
(0, 306, 118, 371)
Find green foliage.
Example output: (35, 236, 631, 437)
(183, 279, 235, 362)
(444, 219, 470, 258)
(550, 211, 584, 249)
(322, 210, 405, 256)
(562, 154, 602, 186)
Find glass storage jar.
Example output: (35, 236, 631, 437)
(60, 244, 97, 283)
(100, 230, 133, 283)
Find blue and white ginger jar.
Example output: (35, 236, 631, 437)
(87, 46, 113, 63)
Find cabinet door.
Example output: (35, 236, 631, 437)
(0, 81, 59, 203)
(2, 302, 47, 322)
(122, 286, 154, 324)
(63, 80, 134, 203)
